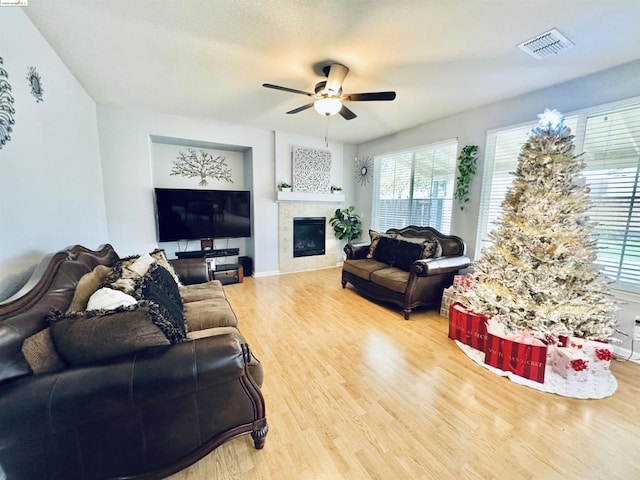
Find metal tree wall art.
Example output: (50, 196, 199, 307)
(0, 57, 16, 149)
(171, 148, 233, 186)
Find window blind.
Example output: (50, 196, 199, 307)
(372, 140, 457, 234)
(478, 101, 640, 293)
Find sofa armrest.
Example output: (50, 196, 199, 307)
(344, 242, 371, 260)
(170, 258, 209, 285)
(414, 256, 471, 277)
(0, 333, 247, 449)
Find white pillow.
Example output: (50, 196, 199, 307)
(127, 252, 155, 276)
(87, 287, 137, 311)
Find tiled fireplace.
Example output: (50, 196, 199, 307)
(278, 203, 339, 274)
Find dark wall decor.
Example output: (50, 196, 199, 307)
(171, 147, 233, 186)
(0, 57, 16, 149)
(355, 156, 373, 185)
(26, 66, 44, 102)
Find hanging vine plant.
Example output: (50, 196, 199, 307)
(454, 145, 478, 211)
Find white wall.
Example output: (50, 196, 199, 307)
(274, 131, 345, 190)
(0, 9, 108, 301)
(357, 59, 640, 261)
(356, 59, 640, 350)
(274, 131, 359, 263)
(96, 105, 278, 273)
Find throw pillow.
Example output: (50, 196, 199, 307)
(396, 235, 443, 259)
(103, 261, 140, 294)
(21, 328, 67, 374)
(421, 239, 442, 259)
(394, 239, 426, 271)
(128, 252, 155, 276)
(87, 287, 137, 311)
(145, 264, 183, 311)
(48, 302, 171, 366)
(150, 249, 183, 286)
(372, 236, 397, 266)
(134, 276, 187, 343)
(367, 230, 397, 258)
(67, 265, 112, 312)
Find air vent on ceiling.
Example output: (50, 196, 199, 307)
(517, 28, 575, 59)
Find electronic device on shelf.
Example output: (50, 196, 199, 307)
(155, 188, 251, 241)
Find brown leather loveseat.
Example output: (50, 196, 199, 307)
(0, 244, 266, 480)
(342, 226, 471, 319)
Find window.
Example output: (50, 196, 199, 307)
(478, 100, 640, 293)
(372, 140, 458, 234)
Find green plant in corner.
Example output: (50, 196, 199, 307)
(454, 145, 478, 211)
(329, 206, 362, 244)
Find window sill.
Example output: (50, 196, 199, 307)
(611, 288, 640, 303)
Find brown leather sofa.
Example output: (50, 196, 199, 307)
(0, 244, 266, 480)
(342, 226, 471, 319)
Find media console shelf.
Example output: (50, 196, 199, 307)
(173, 248, 243, 285)
(175, 248, 240, 259)
(211, 263, 244, 285)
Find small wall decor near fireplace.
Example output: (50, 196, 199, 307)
(293, 217, 326, 258)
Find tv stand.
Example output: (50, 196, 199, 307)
(175, 248, 240, 259)
(173, 248, 243, 285)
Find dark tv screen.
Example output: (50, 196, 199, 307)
(155, 188, 251, 241)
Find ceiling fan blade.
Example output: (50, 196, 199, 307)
(339, 105, 357, 120)
(344, 91, 396, 102)
(286, 103, 314, 114)
(262, 83, 313, 97)
(325, 63, 349, 95)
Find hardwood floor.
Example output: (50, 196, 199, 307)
(168, 267, 640, 479)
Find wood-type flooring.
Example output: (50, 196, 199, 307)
(168, 267, 640, 480)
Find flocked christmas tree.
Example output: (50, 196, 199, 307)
(461, 109, 616, 341)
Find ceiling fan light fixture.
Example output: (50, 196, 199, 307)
(314, 97, 342, 116)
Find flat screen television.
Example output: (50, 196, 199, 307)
(154, 188, 251, 241)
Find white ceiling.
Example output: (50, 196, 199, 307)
(23, 0, 640, 144)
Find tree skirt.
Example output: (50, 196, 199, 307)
(455, 340, 617, 399)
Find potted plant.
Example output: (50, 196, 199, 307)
(278, 182, 292, 192)
(454, 145, 478, 211)
(330, 185, 342, 194)
(329, 206, 362, 244)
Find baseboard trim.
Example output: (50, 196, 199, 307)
(253, 270, 280, 278)
(612, 344, 640, 364)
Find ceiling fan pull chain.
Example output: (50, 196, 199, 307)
(325, 117, 329, 148)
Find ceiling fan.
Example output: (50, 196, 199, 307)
(263, 63, 396, 120)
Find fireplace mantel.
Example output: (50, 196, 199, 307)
(276, 191, 345, 203)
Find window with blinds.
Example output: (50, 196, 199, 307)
(372, 140, 457, 234)
(478, 101, 640, 293)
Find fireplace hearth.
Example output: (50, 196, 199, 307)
(293, 217, 326, 258)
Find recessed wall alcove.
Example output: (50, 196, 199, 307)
(149, 135, 255, 262)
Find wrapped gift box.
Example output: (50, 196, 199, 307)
(440, 287, 466, 318)
(483, 320, 548, 383)
(448, 303, 488, 351)
(555, 337, 613, 378)
(453, 274, 471, 290)
(549, 346, 591, 381)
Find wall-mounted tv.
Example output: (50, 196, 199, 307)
(155, 188, 251, 241)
